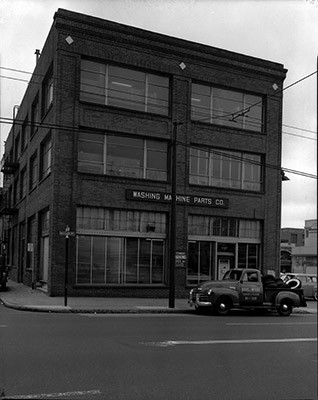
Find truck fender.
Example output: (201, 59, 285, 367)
(210, 288, 239, 307)
(275, 291, 300, 308)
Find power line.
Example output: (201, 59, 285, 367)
(1, 66, 317, 133)
(282, 131, 317, 141)
(0, 115, 316, 180)
(282, 123, 316, 135)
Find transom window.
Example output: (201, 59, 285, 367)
(78, 132, 168, 181)
(191, 83, 263, 132)
(80, 60, 170, 115)
(77, 207, 167, 234)
(188, 215, 261, 239)
(190, 147, 262, 192)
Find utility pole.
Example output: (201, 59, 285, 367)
(169, 122, 177, 308)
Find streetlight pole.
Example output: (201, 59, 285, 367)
(169, 122, 177, 308)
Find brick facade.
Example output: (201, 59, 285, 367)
(0, 9, 287, 298)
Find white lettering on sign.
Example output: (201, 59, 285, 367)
(132, 191, 160, 200)
(216, 199, 224, 206)
(176, 195, 190, 203)
(193, 197, 212, 205)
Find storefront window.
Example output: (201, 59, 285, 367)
(76, 207, 166, 285)
(238, 243, 259, 269)
(187, 241, 213, 284)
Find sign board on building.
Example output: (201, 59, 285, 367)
(126, 190, 229, 208)
(175, 251, 187, 268)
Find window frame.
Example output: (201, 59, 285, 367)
(29, 151, 38, 191)
(80, 59, 170, 116)
(31, 93, 40, 137)
(191, 82, 264, 132)
(189, 146, 263, 192)
(39, 134, 52, 181)
(78, 131, 168, 181)
(42, 67, 54, 116)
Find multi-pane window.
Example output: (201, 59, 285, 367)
(40, 209, 50, 234)
(77, 207, 167, 234)
(21, 116, 28, 151)
(40, 135, 52, 180)
(43, 68, 53, 114)
(78, 132, 167, 181)
(188, 215, 261, 239)
(238, 243, 259, 269)
(31, 94, 40, 136)
(191, 83, 263, 132)
(76, 207, 166, 285)
(20, 167, 27, 199)
(29, 152, 38, 191)
(14, 134, 20, 162)
(188, 241, 214, 283)
(190, 147, 262, 191)
(80, 59, 170, 115)
(13, 178, 19, 204)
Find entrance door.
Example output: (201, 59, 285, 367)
(218, 258, 231, 280)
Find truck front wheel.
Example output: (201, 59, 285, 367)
(277, 300, 293, 316)
(215, 297, 232, 316)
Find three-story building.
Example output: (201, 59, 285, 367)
(0, 9, 287, 297)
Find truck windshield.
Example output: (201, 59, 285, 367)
(222, 270, 242, 281)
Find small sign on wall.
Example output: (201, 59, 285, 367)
(27, 243, 34, 252)
(175, 251, 187, 267)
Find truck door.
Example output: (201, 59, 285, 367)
(239, 270, 263, 305)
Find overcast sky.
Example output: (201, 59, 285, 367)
(0, 0, 317, 228)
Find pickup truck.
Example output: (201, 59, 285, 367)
(189, 268, 307, 316)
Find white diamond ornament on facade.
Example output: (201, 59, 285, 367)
(179, 62, 186, 70)
(65, 36, 74, 45)
(272, 83, 278, 91)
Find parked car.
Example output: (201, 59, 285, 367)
(281, 273, 317, 301)
(0, 255, 8, 291)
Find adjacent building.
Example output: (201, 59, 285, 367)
(291, 220, 317, 275)
(280, 227, 305, 273)
(0, 9, 287, 297)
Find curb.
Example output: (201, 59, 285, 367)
(1, 297, 314, 314)
(0, 298, 194, 314)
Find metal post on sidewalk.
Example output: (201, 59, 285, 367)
(64, 235, 69, 307)
(59, 225, 75, 307)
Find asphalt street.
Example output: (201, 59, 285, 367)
(0, 304, 317, 400)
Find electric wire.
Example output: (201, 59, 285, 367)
(0, 65, 317, 134)
(0, 115, 316, 180)
(0, 66, 316, 179)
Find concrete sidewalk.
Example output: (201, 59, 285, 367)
(0, 280, 317, 314)
(0, 280, 191, 314)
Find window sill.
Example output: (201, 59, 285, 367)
(77, 171, 168, 184)
(188, 182, 264, 196)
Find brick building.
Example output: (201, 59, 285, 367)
(0, 9, 287, 297)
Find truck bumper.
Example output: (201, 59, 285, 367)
(188, 293, 212, 308)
